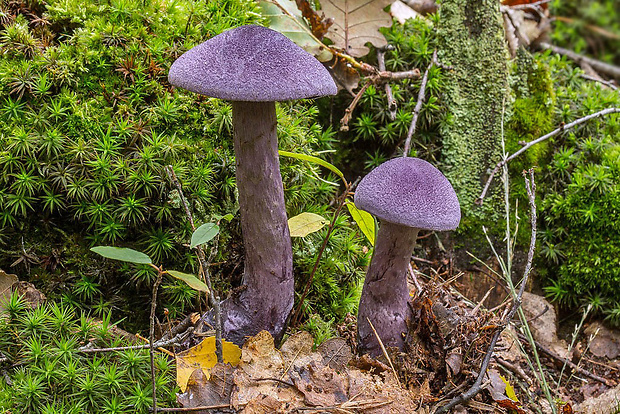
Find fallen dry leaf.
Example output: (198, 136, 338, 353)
(175, 336, 241, 392)
(177, 363, 234, 408)
(321, 0, 392, 57)
(0, 270, 18, 316)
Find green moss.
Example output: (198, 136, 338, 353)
(506, 50, 556, 171)
(0, 293, 178, 413)
(437, 0, 510, 227)
(0, 0, 366, 329)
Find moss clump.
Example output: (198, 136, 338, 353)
(0, 0, 366, 329)
(0, 292, 177, 413)
(506, 49, 556, 171)
(534, 51, 620, 323)
(437, 0, 510, 228)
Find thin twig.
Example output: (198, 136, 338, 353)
(150, 267, 165, 414)
(78, 328, 193, 353)
(367, 317, 401, 387)
(435, 170, 537, 414)
(377, 46, 397, 121)
(495, 356, 532, 385)
(165, 166, 223, 364)
(150, 404, 235, 412)
(477, 108, 620, 204)
(340, 82, 370, 131)
(580, 74, 618, 90)
(291, 180, 357, 326)
(403, 50, 437, 156)
(516, 332, 613, 386)
(408, 263, 423, 297)
(539, 42, 620, 79)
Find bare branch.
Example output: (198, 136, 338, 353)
(403, 50, 437, 156)
(78, 328, 193, 353)
(539, 42, 620, 79)
(477, 108, 620, 204)
(377, 47, 397, 121)
(580, 74, 618, 90)
(165, 166, 223, 364)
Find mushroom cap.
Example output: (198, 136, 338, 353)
(168, 25, 337, 102)
(354, 157, 461, 231)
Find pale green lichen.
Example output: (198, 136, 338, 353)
(437, 0, 511, 226)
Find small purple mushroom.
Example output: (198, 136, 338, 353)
(168, 25, 336, 344)
(354, 157, 461, 356)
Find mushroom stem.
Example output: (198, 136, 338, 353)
(357, 220, 419, 356)
(218, 101, 293, 344)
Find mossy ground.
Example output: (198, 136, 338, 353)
(0, 0, 367, 331)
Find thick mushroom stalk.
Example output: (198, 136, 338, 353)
(220, 100, 293, 344)
(357, 221, 419, 355)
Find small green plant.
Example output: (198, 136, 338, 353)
(91, 244, 211, 412)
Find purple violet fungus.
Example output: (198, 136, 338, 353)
(168, 25, 337, 344)
(354, 157, 461, 355)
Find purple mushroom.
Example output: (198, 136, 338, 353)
(354, 157, 461, 356)
(168, 25, 337, 344)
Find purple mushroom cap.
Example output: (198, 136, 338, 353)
(168, 25, 337, 102)
(354, 157, 461, 231)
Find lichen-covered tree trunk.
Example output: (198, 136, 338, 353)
(438, 0, 510, 221)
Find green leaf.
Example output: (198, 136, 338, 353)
(279, 150, 345, 184)
(288, 212, 329, 237)
(258, 0, 333, 62)
(214, 213, 234, 223)
(346, 202, 376, 246)
(91, 246, 152, 264)
(191, 223, 220, 248)
(166, 270, 210, 293)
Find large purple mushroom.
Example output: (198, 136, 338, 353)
(354, 157, 461, 356)
(168, 25, 337, 344)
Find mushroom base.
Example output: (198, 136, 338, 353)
(357, 221, 419, 356)
(199, 101, 293, 345)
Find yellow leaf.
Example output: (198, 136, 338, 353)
(346, 202, 376, 246)
(500, 375, 519, 402)
(288, 212, 329, 237)
(175, 337, 241, 392)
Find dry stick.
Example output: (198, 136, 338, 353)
(477, 108, 620, 204)
(340, 82, 370, 131)
(151, 404, 233, 412)
(581, 74, 618, 90)
(539, 42, 620, 80)
(340, 69, 421, 130)
(165, 166, 223, 364)
(402, 50, 437, 156)
(516, 332, 613, 386)
(78, 330, 193, 353)
(150, 266, 165, 414)
(407, 263, 423, 297)
(367, 317, 401, 387)
(291, 181, 354, 326)
(377, 46, 397, 121)
(435, 170, 537, 414)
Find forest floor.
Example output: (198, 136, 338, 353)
(170, 256, 620, 414)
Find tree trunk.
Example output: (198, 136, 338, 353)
(438, 0, 510, 221)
